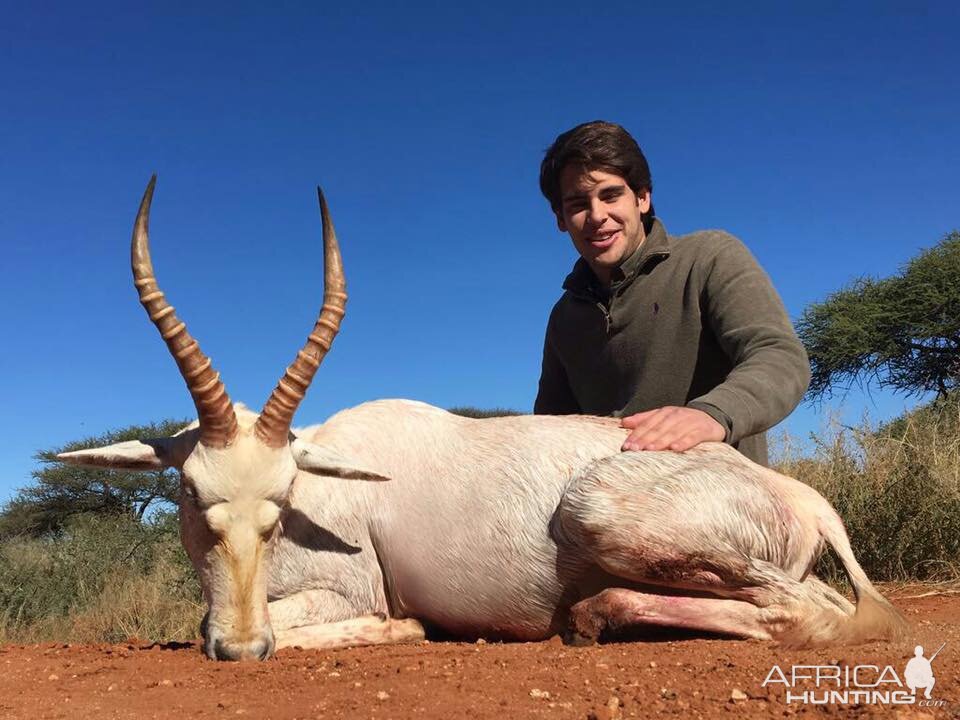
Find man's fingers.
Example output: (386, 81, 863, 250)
(624, 431, 695, 452)
(621, 408, 695, 446)
(666, 433, 702, 452)
(622, 423, 678, 451)
(623, 424, 711, 453)
(620, 407, 723, 452)
(620, 408, 677, 437)
(621, 426, 663, 451)
(619, 408, 666, 429)
(638, 430, 688, 451)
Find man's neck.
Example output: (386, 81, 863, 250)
(590, 265, 613, 288)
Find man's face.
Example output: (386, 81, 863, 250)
(557, 166, 651, 285)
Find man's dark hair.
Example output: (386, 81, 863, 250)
(539, 120, 655, 231)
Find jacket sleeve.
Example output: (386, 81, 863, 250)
(534, 305, 581, 415)
(685, 234, 810, 443)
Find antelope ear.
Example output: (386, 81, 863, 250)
(291, 439, 391, 482)
(57, 438, 179, 470)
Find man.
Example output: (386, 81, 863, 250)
(534, 121, 809, 466)
(904, 644, 940, 700)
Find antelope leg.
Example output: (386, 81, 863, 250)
(566, 588, 792, 645)
(274, 615, 426, 651)
(268, 589, 361, 632)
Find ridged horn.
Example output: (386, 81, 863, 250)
(131, 176, 239, 448)
(255, 188, 347, 448)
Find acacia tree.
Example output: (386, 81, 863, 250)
(0, 419, 188, 538)
(797, 231, 960, 401)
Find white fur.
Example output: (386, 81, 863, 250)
(59, 398, 904, 658)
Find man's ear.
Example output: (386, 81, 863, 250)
(57, 438, 178, 470)
(556, 211, 567, 233)
(637, 190, 651, 213)
(291, 439, 391, 482)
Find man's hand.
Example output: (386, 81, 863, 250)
(620, 407, 725, 452)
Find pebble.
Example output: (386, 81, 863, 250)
(606, 695, 622, 720)
(730, 688, 748, 701)
(529, 688, 551, 699)
(375, 690, 389, 701)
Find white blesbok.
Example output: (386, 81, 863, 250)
(59, 178, 907, 661)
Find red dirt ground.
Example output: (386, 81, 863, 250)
(2, 588, 957, 719)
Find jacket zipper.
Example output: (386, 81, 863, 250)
(564, 250, 669, 337)
(598, 301, 612, 334)
(568, 288, 613, 335)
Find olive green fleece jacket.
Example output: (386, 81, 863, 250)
(534, 218, 810, 466)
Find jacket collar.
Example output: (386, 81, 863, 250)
(562, 218, 672, 297)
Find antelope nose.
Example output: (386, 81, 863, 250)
(213, 636, 274, 661)
(252, 635, 275, 661)
(213, 638, 242, 661)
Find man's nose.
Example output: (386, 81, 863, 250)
(587, 199, 608, 226)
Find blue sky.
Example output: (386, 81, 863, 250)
(1, 2, 957, 502)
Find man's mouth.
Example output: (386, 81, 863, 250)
(588, 230, 621, 249)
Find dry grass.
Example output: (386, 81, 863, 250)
(772, 395, 960, 583)
(0, 514, 202, 644)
